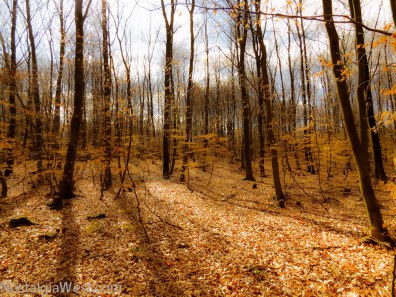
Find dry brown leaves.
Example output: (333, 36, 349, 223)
(0, 160, 395, 296)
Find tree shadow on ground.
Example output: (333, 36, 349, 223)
(53, 200, 80, 296)
(114, 189, 222, 296)
(114, 193, 182, 296)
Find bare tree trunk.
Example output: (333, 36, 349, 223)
(286, 17, 301, 170)
(384, 45, 396, 134)
(53, 0, 65, 151)
(203, 13, 210, 172)
(80, 104, 87, 150)
(148, 80, 155, 138)
(391, 0, 396, 26)
(113, 11, 133, 152)
(26, 0, 43, 173)
(0, 0, 17, 196)
(161, 0, 176, 179)
(286, 19, 297, 134)
(5, 0, 18, 178)
(301, 14, 316, 174)
(110, 52, 122, 180)
(101, 0, 112, 189)
(272, 20, 286, 133)
(146, 28, 159, 138)
(169, 71, 179, 176)
(23, 41, 32, 149)
(235, 0, 254, 181)
(47, 29, 54, 149)
(254, 0, 285, 205)
(59, 0, 91, 198)
(137, 73, 144, 138)
(215, 62, 222, 136)
(91, 63, 100, 147)
(295, 1, 315, 174)
(322, 0, 389, 243)
(180, 0, 195, 182)
(228, 54, 237, 163)
(250, 12, 266, 177)
(348, 0, 387, 182)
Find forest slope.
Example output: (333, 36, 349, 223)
(0, 160, 395, 296)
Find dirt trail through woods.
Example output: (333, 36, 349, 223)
(0, 162, 394, 296)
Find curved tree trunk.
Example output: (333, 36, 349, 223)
(322, 0, 389, 243)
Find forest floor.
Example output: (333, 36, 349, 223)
(1, 158, 396, 296)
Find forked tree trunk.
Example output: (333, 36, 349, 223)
(322, 0, 389, 243)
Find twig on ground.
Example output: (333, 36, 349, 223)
(288, 168, 328, 211)
(143, 184, 184, 230)
(126, 170, 151, 243)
